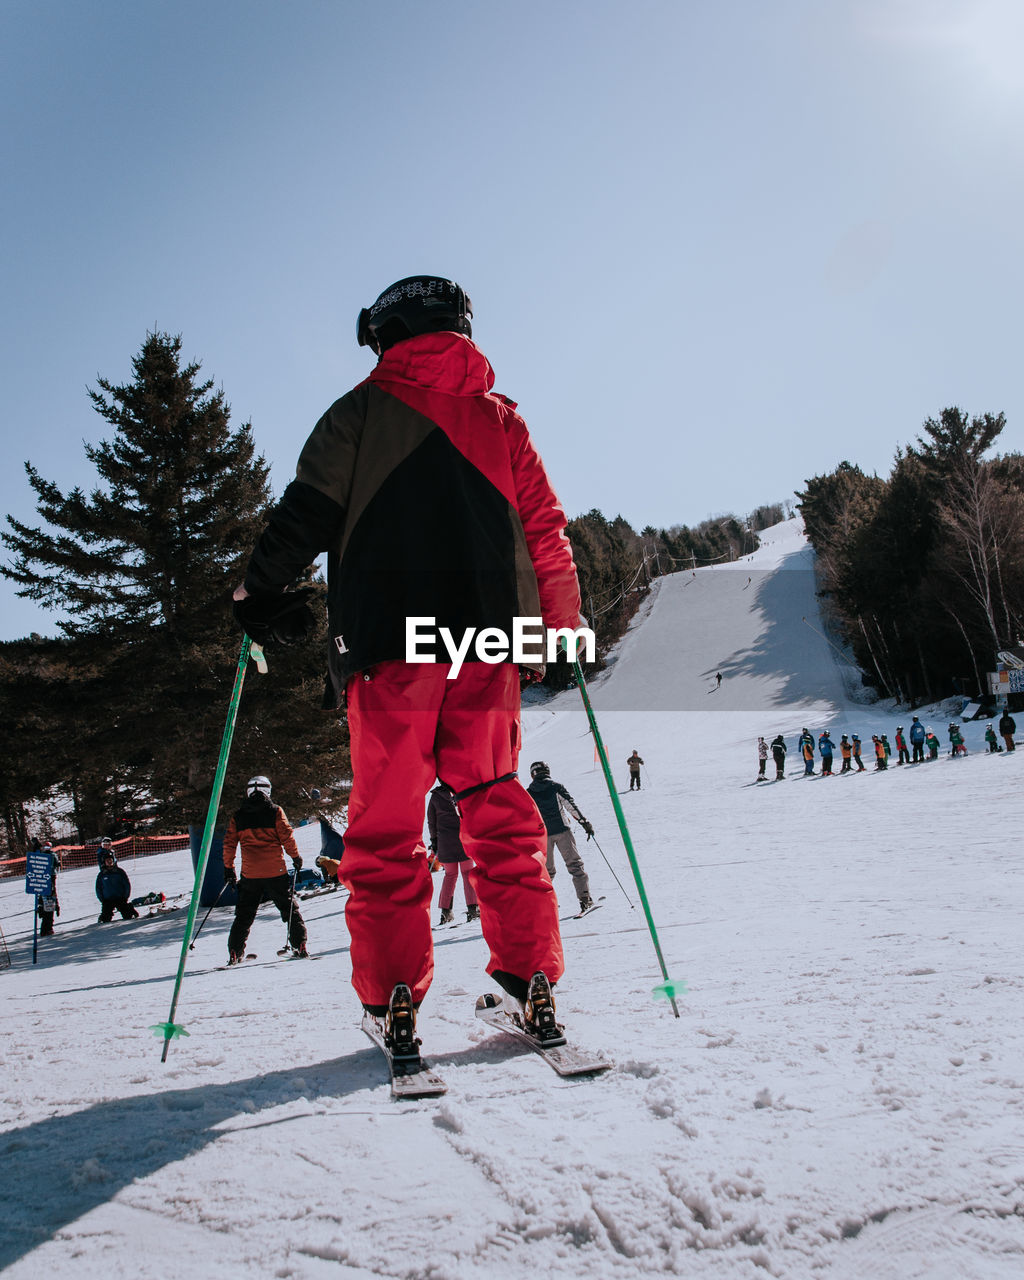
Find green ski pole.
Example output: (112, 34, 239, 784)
(151, 635, 267, 1060)
(571, 653, 685, 1016)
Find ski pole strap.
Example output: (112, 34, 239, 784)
(450, 772, 517, 802)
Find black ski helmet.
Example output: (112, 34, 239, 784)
(356, 276, 472, 355)
(529, 761, 550, 780)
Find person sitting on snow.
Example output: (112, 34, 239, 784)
(95, 849, 140, 923)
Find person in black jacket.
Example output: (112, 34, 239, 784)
(95, 850, 139, 923)
(427, 784, 479, 925)
(999, 709, 1017, 753)
(770, 735, 787, 780)
(527, 762, 594, 913)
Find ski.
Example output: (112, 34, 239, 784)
(217, 953, 319, 970)
(298, 884, 347, 900)
(474, 993, 612, 1077)
(360, 1012, 447, 1098)
(561, 895, 605, 922)
(218, 952, 258, 969)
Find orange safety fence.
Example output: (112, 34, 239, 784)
(0, 833, 192, 879)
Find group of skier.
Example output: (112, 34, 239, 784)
(755, 710, 1017, 781)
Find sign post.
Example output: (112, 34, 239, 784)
(25, 849, 52, 965)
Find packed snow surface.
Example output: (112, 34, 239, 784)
(2, 519, 1022, 1279)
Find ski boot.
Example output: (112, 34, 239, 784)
(522, 971, 566, 1046)
(384, 983, 422, 1073)
(577, 895, 594, 914)
(438, 907, 454, 926)
(465, 904, 480, 923)
(227, 951, 246, 966)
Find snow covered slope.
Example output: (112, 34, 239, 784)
(1, 519, 1022, 1280)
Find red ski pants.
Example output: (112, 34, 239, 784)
(343, 660, 563, 1010)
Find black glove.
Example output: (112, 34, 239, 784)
(223, 866, 237, 887)
(292, 854, 303, 871)
(581, 819, 595, 840)
(233, 588, 316, 645)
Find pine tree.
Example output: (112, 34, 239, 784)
(1, 333, 348, 835)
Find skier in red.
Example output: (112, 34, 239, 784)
(233, 277, 582, 1056)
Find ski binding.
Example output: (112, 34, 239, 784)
(360, 1013, 447, 1099)
(474, 993, 612, 1077)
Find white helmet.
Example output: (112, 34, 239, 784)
(247, 775, 272, 797)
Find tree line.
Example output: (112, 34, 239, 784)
(796, 408, 1024, 705)
(0, 332, 780, 850)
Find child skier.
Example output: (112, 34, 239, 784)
(839, 734, 852, 773)
(799, 728, 815, 776)
(95, 849, 140, 922)
(894, 726, 910, 765)
(985, 723, 1002, 754)
(925, 727, 940, 760)
(756, 736, 768, 780)
(818, 730, 835, 775)
(851, 733, 865, 771)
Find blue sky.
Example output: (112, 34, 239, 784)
(3, 0, 1023, 640)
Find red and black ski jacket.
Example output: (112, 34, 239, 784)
(244, 332, 581, 706)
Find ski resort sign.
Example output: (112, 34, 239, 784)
(25, 849, 53, 896)
(990, 668, 1024, 695)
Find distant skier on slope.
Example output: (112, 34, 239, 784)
(528, 763, 595, 915)
(222, 776, 308, 964)
(895, 726, 910, 766)
(909, 717, 926, 763)
(799, 728, 815, 776)
(851, 733, 866, 771)
(770, 734, 787, 780)
(839, 734, 853, 773)
(626, 750, 645, 790)
(756, 736, 768, 780)
(818, 730, 835, 776)
(999, 709, 1016, 753)
(427, 783, 479, 926)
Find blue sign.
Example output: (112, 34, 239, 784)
(25, 850, 53, 895)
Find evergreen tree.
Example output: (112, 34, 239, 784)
(1, 333, 348, 836)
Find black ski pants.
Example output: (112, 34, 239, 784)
(228, 874, 306, 955)
(99, 897, 139, 922)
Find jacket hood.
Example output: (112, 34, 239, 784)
(369, 332, 495, 397)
